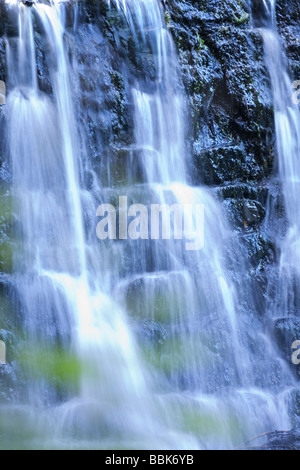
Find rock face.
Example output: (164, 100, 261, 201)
(238, 429, 300, 450)
(166, 0, 274, 185)
(165, 0, 275, 279)
(277, 0, 300, 80)
(76, 1, 300, 393)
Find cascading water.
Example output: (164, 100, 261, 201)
(258, 0, 300, 328)
(0, 0, 297, 450)
(4, 0, 179, 449)
(101, 0, 295, 447)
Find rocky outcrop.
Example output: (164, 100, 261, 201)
(277, 0, 300, 80)
(165, 0, 274, 185)
(238, 429, 300, 450)
(162, 0, 276, 300)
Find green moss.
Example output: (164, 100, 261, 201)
(0, 194, 13, 229)
(124, 270, 197, 324)
(0, 293, 16, 338)
(141, 334, 213, 376)
(0, 241, 12, 274)
(179, 405, 243, 444)
(20, 344, 82, 389)
(233, 13, 250, 25)
(197, 34, 206, 51)
(164, 10, 171, 28)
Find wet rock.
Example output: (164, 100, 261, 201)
(75, 20, 133, 179)
(166, 0, 275, 187)
(293, 391, 300, 431)
(240, 429, 300, 450)
(0, 1, 5, 38)
(265, 429, 300, 450)
(242, 231, 273, 270)
(193, 143, 262, 185)
(0, 38, 5, 84)
(243, 200, 261, 225)
(277, 0, 300, 80)
(219, 183, 268, 203)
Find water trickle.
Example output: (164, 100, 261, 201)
(258, 0, 300, 325)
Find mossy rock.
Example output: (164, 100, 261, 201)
(194, 143, 262, 185)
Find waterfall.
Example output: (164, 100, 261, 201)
(0, 0, 296, 449)
(258, 2, 300, 321)
(103, 0, 294, 447)
(5, 0, 180, 449)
